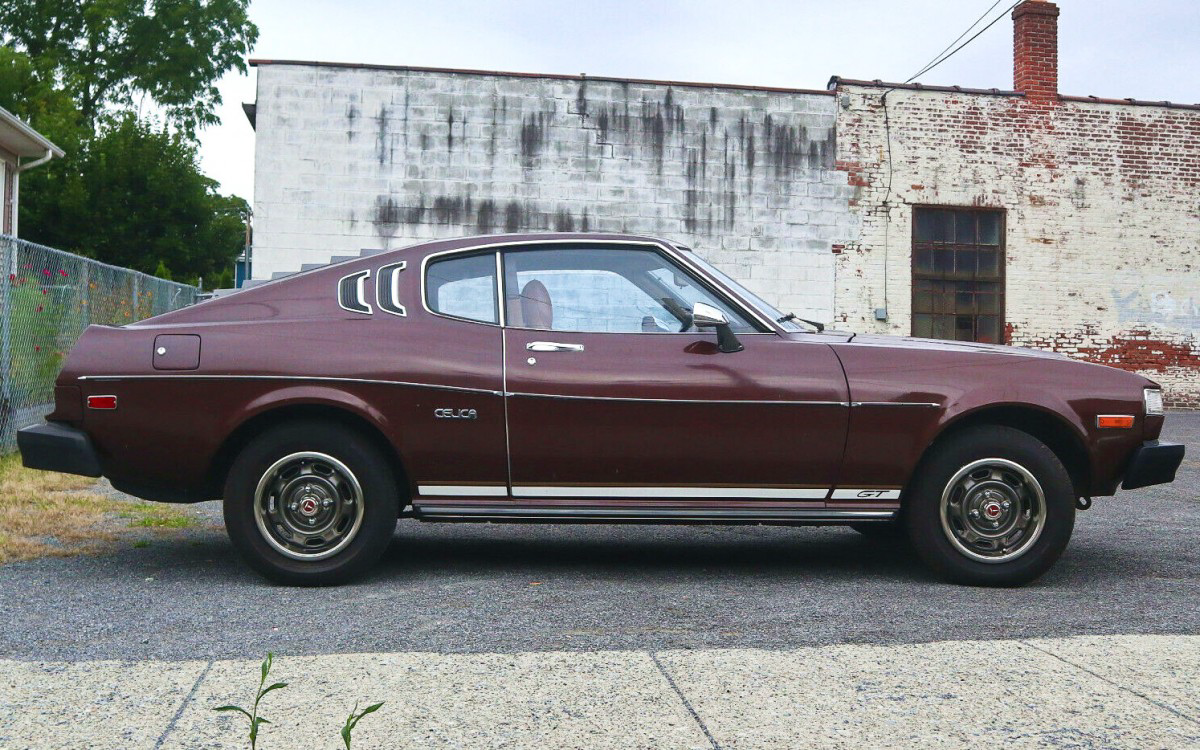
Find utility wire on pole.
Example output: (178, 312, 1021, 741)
(905, 0, 1023, 84)
(906, 0, 1003, 83)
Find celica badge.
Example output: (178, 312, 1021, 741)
(435, 408, 478, 420)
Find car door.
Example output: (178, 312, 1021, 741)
(501, 241, 849, 510)
(405, 249, 508, 500)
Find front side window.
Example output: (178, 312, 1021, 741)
(426, 252, 498, 324)
(502, 246, 754, 333)
(912, 207, 1005, 343)
(681, 249, 804, 332)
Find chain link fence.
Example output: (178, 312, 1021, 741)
(0, 235, 201, 452)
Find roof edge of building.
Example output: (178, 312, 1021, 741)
(828, 76, 1200, 111)
(1058, 94, 1200, 112)
(247, 59, 836, 97)
(827, 76, 1023, 97)
(0, 105, 65, 159)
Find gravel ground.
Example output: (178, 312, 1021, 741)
(1, 412, 1196, 662)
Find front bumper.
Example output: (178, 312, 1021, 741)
(17, 422, 102, 478)
(1122, 440, 1185, 490)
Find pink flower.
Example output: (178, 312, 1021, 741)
(36, 305, 42, 313)
(58, 269, 68, 277)
(42, 269, 51, 276)
(34, 345, 40, 352)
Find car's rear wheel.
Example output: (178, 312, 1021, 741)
(906, 425, 1075, 586)
(223, 421, 399, 585)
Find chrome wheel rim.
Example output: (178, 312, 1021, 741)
(253, 452, 365, 561)
(939, 458, 1046, 564)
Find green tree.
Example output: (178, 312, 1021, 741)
(0, 0, 258, 135)
(0, 46, 85, 150)
(0, 3, 256, 285)
(18, 115, 248, 283)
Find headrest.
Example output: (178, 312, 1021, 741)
(520, 279, 553, 330)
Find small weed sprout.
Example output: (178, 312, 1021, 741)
(340, 701, 385, 749)
(213, 652, 288, 750)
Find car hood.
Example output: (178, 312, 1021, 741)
(841, 333, 1069, 360)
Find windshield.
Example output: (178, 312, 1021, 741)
(682, 249, 807, 332)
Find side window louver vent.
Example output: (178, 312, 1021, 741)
(375, 261, 407, 317)
(338, 270, 372, 314)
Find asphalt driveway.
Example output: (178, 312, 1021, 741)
(2, 412, 1197, 663)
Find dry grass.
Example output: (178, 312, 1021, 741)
(0, 453, 196, 564)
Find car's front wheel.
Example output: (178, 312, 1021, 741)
(223, 421, 399, 585)
(906, 425, 1076, 586)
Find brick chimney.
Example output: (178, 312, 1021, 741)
(1012, 0, 1059, 101)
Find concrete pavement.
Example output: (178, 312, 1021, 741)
(3, 635, 1199, 749)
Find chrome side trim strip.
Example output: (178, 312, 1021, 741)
(417, 506, 897, 521)
(418, 484, 509, 497)
(77, 374, 505, 396)
(74, 375, 937, 411)
(830, 488, 903, 500)
(506, 392, 849, 406)
(512, 485, 830, 499)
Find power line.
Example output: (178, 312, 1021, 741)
(906, 0, 1004, 84)
(874, 0, 1022, 321)
(906, 0, 1023, 84)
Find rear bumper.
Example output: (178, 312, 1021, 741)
(17, 422, 102, 478)
(1122, 440, 1185, 490)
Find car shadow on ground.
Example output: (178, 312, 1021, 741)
(91, 524, 936, 585)
(362, 521, 1172, 590)
(379, 525, 928, 580)
(18, 513, 1184, 593)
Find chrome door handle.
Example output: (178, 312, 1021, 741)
(526, 341, 585, 352)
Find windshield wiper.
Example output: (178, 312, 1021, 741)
(777, 312, 825, 332)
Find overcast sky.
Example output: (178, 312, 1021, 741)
(198, 0, 1200, 201)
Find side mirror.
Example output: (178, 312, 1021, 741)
(692, 302, 744, 353)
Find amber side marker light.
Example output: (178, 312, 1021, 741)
(87, 395, 118, 410)
(1096, 415, 1135, 429)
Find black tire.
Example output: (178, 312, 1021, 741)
(905, 425, 1075, 587)
(849, 521, 907, 541)
(223, 421, 399, 586)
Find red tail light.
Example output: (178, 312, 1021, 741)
(87, 395, 118, 410)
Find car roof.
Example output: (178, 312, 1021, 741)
(384, 232, 680, 260)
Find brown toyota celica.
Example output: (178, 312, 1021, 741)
(18, 233, 1185, 586)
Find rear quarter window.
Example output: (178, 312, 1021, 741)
(425, 253, 498, 324)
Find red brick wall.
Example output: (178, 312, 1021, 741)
(833, 86, 1200, 407)
(1013, 1, 1059, 103)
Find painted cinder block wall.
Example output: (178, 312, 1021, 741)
(250, 63, 859, 321)
(832, 0, 1200, 405)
